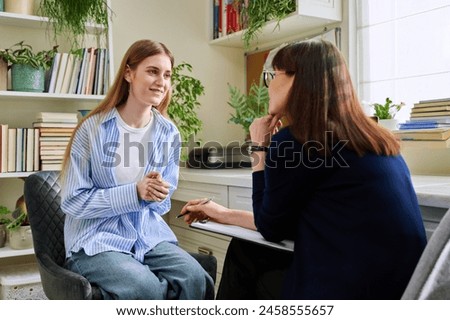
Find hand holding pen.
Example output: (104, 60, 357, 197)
(177, 198, 212, 218)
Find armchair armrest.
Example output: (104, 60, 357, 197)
(37, 253, 94, 300)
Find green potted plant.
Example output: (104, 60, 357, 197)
(371, 97, 405, 130)
(240, 0, 296, 48)
(38, 0, 112, 49)
(227, 77, 269, 139)
(0, 205, 12, 248)
(167, 62, 205, 154)
(0, 41, 58, 92)
(6, 195, 32, 250)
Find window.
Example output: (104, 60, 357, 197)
(357, 0, 450, 122)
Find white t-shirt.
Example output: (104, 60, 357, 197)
(114, 112, 154, 185)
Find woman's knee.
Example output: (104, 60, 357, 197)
(110, 274, 166, 300)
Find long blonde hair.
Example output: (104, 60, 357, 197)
(61, 39, 175, 176)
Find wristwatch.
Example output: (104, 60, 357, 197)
(247, 145, 269, 154)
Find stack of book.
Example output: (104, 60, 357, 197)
(33, 112, 78, 171)
(394, 98, 450, 149)
(393, 127, 450, 148)
(399, 98, 450, 130)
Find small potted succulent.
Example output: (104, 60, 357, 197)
(0, 41, 58, 92)
(371, 97, 405, 130)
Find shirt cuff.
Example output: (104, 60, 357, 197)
(109, 183, 141, 214)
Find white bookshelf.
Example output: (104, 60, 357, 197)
(210, 0, 342, 50)
(0, 11, 105, 34)
(0, 2, 113, 260)
(0, 90, 105, 102)
(0, 245, 34, 259)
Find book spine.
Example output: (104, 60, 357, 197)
(7, 128, 16, 172)
(54, 52, 69, 94)
(48, 53, 61, 94)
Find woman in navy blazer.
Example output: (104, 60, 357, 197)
(183, 39, 427, 299)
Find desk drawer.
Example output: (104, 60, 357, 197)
(228, 186, 252, 211)
(172, 181, 227, 206)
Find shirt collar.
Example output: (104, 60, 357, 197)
(100, 106, 173, 131)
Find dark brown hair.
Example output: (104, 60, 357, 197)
(272, 39, 400, 156)
(61, 39, 175, 174)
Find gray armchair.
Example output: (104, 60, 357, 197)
(24, 170, 217, 299)
(402, 208, 450, 299)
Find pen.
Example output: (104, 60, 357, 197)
(176, 198, 212, 219)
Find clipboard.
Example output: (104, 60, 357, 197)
(190, 221, 294, 252)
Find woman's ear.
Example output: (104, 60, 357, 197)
(124, 64, 132, 83)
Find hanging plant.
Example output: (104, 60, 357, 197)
(38, 0, 112, 48)
(240, 0, 296, 48)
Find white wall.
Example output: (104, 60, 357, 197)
(110, 0, 247, 145)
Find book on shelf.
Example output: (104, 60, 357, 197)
(411, 106, 450, 113)
(213, 0, 219, 39)
(410, 110, 450, 118)
(393, 128, 450, 141)
(40, 136, 71, 142)
(40, 131, 74, 137)
(60, 53, 75, 94)
(36, 112, 78, 121)
(41, 163, 62, 171)
(7, 128, 16, 172)
(34, 128, 39, 171)
(38, 127, 75, 132)
(103, 50, 110, 94)
(40, 149, 66, 156)
(418, 97, 450, 104)
(15, 128, 24, 172)
(47, 52, 61, 93)
(95, 48, 107, 95)
(93, 48, 101, 95)
(0, 124, 7, 173)
(40, 140, 70, 146)
(400, 138, 450, 149)
(226, 0, 240, 34)
(84, 47, 97, 95)
(405, 116, 450, 123)
(33, 122, 77, 128)
(40, 154, 64, 160)
(54, 52, 69, 94)
(69, 55, 82, 95)
(26, 128, 34, 172)
(76, 48, 88, 95)
(413, 98, 450, 108)
(398, 120, 450, 130)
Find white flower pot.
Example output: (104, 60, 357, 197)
(9, 225, 33, 250)
(378, 119, 398, 131)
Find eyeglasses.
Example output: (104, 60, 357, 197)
(262, 70, 289, 87)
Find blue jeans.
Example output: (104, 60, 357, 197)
(65, 241, 214, 299)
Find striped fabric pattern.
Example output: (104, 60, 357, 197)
(61, 107, 181, 262)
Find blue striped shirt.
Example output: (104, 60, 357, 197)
(61, 107, 181, 262)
